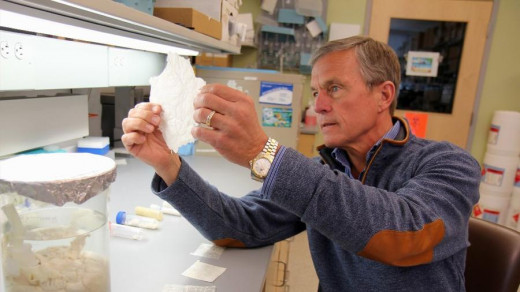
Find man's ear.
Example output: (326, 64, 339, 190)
(377, 81, 395, 113)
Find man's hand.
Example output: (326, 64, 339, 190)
(192, 84, 268, 168)
(121, 102, 180, 185)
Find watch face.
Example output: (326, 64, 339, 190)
(253, 157, 271, 177)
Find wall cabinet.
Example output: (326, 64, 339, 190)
(0, 0, 240, 156)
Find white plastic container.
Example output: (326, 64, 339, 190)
(480, 152, 519, 194)
(505, 187, 520, 230)
(0, 153, 116, 292)
(475, 188, 511, 226)
(487, 110, 520, 156)
(515, 161, 520, 188)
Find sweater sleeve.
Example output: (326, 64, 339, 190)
(263, 145, 481, 267)
(151, 157, 305, 248)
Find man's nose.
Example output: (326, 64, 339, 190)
(314, 91, 331, 113)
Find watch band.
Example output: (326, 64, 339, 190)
(249, 137, 279, 181)
(249, 138, 278, 166)
(263, 137, 279, 159)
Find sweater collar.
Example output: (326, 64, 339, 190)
(318, 116, 411, 171)
(331, 120, 401, 177)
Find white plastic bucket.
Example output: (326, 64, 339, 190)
(515, 161, 520, 188)
(474, 189, 511, 226)
(480, 152, 519, 194)
(505, 187, 520, 230)
(487, 111, 520, 156)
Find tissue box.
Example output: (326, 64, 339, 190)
(154, 8, 222, 39)
(195, 53, 231, 67)
(77, 137, 110, 155)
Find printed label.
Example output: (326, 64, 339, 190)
(481, 164, 505, 186)
(259, 82, 294, 105)
(262, 107, 293, 128)
(488, 124, 500, 145)
(482, 209, 500, 223)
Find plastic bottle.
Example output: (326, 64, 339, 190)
(134, 206, 163, 221)
(109, 222, 145, 240)
(116, 211, 159, 229)
(150, 202, 181, 217)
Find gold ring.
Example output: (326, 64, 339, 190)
(205, 110, 216, 127)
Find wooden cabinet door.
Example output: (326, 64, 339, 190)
(369, 0, 493, 149)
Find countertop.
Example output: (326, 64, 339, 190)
(109, 155, 270, 291)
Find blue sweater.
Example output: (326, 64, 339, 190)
(152, 118, 481, 291)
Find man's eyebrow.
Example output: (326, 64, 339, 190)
(311, 79, 343, 91)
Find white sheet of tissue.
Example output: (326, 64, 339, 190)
(149, 52, 206, 152)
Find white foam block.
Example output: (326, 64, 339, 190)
(149, 52, 206, 152)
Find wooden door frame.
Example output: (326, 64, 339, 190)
(364, 0, 498, 150)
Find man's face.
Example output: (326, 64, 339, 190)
(310, 49, 383, 150)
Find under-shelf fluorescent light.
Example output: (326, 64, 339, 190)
(0, 9, 199, 56)
(52, 0, 161, 34)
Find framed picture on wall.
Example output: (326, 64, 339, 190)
(406, 51, 440, 77)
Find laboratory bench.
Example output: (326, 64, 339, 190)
(109, 155, 272, 291)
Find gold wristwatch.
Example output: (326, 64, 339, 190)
(250, 138, 279, 181)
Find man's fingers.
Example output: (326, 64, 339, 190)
(191, 124, 220, 144)
(135, 102, 162, 113)
(194, 91, 230, 116)
(193, 108, 221, 128)
(121, 132, 145, 148)
(122, 117, 155, 134)
(199, 84, 243, 103)
(126, 106, 161, 129)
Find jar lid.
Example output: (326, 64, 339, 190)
(0, 153, 116, 206)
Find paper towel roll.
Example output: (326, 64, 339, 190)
(474, 189, 511, 226)
(480, 152, 519, 194)
(487, 110, 520, 156)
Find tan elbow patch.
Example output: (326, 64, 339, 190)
(212, 238, 246, 248)
(357, 219, 445, 267)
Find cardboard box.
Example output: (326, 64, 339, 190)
(155, 0, 221, 20)
(195, 53, 231, 67)
(154, 7, 222, 39)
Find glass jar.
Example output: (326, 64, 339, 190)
(0, 153, 116, 292)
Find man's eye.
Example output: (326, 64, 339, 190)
(328, 86, 340, 95)
(312, 91, 318, 98)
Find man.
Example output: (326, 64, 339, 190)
(122, 36, 481, 291)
